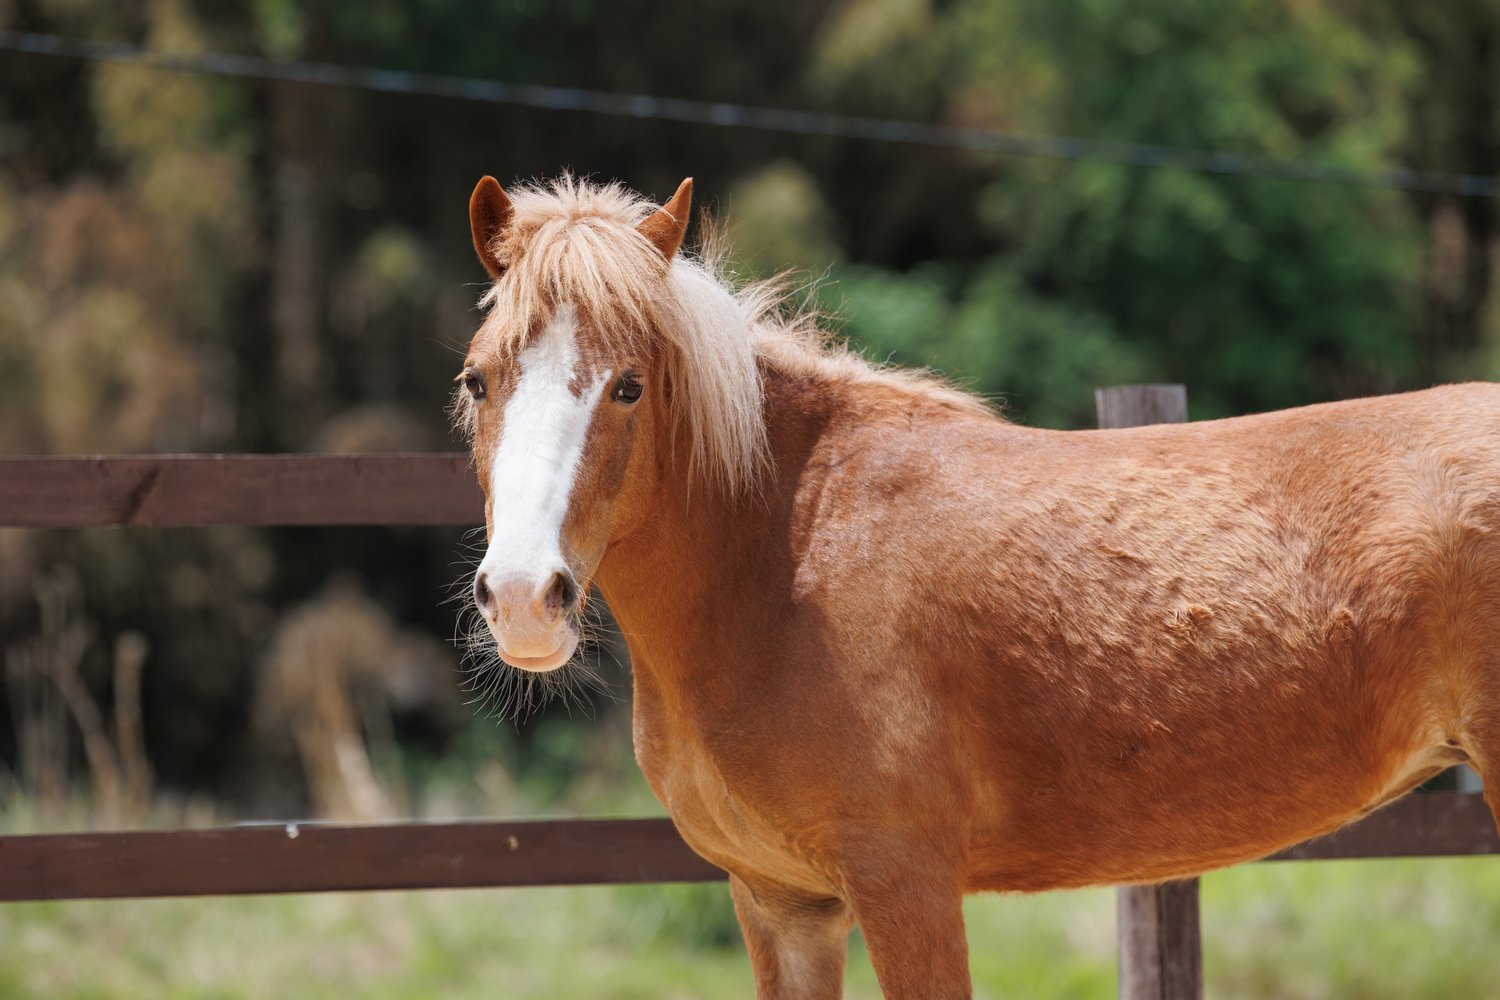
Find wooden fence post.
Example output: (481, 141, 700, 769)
(1115, 878, 1202, 1000)
(1095, 384, 1203, 1000)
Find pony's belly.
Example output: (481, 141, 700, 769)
(964, 739, 1464, 892)
(963, 803, 1333, 893)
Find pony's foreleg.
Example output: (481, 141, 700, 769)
(845, 867, 972, 1000)
(730, 875, 852, 999)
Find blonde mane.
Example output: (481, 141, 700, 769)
(468, 175, 992, 492)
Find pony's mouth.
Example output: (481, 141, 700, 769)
(495, 628, 579, 673)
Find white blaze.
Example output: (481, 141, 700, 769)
(479, 307, 609, 592)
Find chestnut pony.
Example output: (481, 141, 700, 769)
(455, 173, 1500, 998)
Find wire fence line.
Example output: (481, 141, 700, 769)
(3, 29, 1497, 198)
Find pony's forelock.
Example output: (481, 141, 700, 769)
(471, 175, 767, 492)
(469, 174, 990, 492)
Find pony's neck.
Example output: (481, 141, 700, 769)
(592, 360, 833, 685)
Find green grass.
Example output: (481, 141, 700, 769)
(1, 857, 1498, 998)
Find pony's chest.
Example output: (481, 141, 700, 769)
(633, 705, 833, 894)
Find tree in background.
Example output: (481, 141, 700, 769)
(805, 0, 1427, 424)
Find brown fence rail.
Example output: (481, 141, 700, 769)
(0, 792, 1492, 904)
(0, 454, 480, 527)
(0, 818, 723, 901)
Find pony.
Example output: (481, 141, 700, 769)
(453, 172, 1500, 999)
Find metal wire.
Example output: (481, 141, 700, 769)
(3, 29, 1495, 198)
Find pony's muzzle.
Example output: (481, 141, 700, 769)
(475, 568, 577, 623)
(474, 568, 580, 667)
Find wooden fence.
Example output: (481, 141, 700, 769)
(0, 793, 1492, 903)
(2, 388, 1497, 998)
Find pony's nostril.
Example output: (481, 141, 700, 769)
(474, 572, 495, 616)
(544, 572, 578, 620)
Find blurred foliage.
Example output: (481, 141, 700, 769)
(725, 161, 843, 278)
(812, 0, 1431, 423)
(1, 0, 1499, 838)
(827, 260, 1147, 426)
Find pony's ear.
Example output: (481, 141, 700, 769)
(638, 177, 693, 261)
(469, 176, 513, 279)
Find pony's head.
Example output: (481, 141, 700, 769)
(454, 174, 765, 672)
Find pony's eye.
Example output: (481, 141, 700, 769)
(456, 367, 486, 400)
(612, 373, 643, 405)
